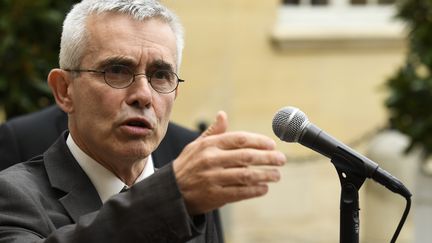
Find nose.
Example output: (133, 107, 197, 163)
(125, 74, 153, 109)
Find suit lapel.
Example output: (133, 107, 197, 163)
(153, 122, 199, 169)
(44, 132, 102, 222)
(153, 123, 177, 168)
(152, 142, 174, 169)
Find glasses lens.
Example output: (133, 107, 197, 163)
(150, 70, 178, 93)
(104, 65, 132, 88)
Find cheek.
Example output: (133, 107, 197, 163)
(72, 81, 121, 123)
(154, 95, 175, 126)
(160, 95, 175, 115)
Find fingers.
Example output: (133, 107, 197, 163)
(196, 110, 275, 150)
(203, 131, 277, 151)
(199, 111, 228, 138)
(203, 149, 286, 168)
(207, 167, 281, 186)
(219, 184, 269, 202)
(174, 110, 287, 215)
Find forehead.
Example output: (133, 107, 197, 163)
(82, 12, 177, 69)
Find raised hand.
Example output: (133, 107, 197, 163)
(173, 111, 286, 215)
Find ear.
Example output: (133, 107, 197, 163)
(47, 69, 74, 113)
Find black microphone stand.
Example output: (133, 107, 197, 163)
(331, 152, 367, 243)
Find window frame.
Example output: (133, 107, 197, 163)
(272, 0, 406, 49)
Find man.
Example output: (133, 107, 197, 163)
(0, 0, 286, 242)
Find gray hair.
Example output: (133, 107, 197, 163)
(59, 0, 184, 70)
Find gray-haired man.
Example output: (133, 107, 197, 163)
(0, 0, 286, 242)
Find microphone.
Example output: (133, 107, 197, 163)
(272, 106, 411, 198)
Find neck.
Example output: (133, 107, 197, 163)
(107, 159, 147, 186)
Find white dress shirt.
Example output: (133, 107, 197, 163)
(66, 134, 154, 203)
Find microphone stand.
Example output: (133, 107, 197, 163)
(331, 152, 367, 243)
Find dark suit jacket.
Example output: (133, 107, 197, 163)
(0, 105, 68, 170)
(0, 132, 222, 242)
(0, 105, 224, 242)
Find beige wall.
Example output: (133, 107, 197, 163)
(163, 1, 409, 242)
(164, 0, 404, 149)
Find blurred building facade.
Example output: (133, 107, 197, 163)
(163, 0, 410, 242)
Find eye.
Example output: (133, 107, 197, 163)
(103, 65, 133, 87)
(152, 70, 174, 81)
(105, 65, 130, 75)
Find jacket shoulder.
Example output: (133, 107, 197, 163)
(166, 122, 199, 145)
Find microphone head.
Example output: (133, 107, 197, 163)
(272, 106, 309, 142)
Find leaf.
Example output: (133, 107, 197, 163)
(0, 0, 78, 119)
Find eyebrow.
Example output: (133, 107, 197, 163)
(148, 60, 175, 72)
(97, 56, 136, 69)
(96, 57, 176, 72)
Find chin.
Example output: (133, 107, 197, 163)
(123, 143, 154, 159)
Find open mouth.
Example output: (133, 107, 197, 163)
(127, 121, 148, 128)
(124, 118, 152, 130)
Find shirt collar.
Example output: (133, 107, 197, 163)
(66, 134, 154, 203)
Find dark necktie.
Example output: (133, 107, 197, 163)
(120, 186, 129, 193)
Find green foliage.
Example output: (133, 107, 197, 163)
(0, 0, 79, 119)
(386, 0, 432, 156)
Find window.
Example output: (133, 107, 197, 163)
(282, 0, 395, 6)
(272, 0, 404, 49)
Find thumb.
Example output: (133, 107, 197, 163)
(199, 111, 228, 139)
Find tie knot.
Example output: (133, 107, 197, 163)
(120, 186, 129, 193)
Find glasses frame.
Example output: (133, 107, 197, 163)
(63, 65, 184, 94)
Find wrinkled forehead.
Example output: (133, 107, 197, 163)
(81, 12, 178, 69)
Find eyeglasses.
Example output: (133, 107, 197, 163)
(64, 64, 184, 94)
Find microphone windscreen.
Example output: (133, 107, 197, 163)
(272, 106, 308, 142)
